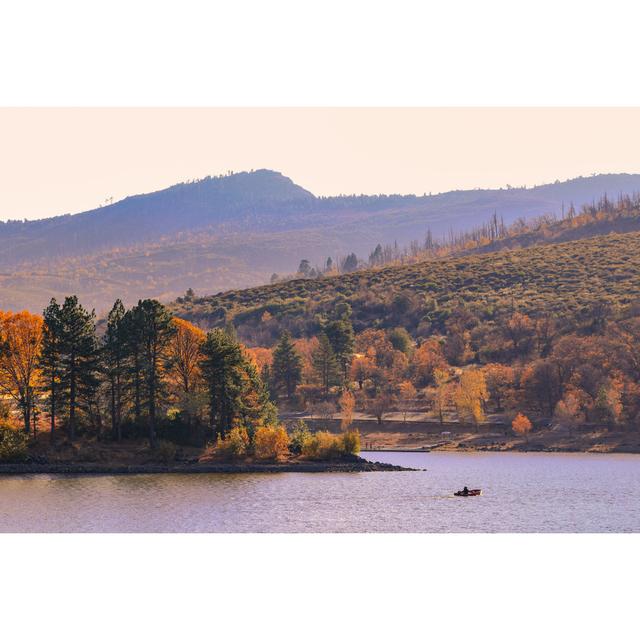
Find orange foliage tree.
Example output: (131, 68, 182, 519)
(410, 339, 446, 386)
(0, 310, 43, 432)
(339, 389, 356, 431)
(511, 413, 532, 441)
(167, 318, 206, 420)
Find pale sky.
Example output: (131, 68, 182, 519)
(1, 108, 640, 221)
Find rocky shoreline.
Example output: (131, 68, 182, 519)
(0, 457, 414, 476)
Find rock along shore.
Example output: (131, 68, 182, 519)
(0, 458, 414, 476)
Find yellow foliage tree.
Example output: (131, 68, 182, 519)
(254, 425, 290, 460)
(454, 369, 488, 431)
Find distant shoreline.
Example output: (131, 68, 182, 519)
(0, 458, 414, 476)
(364, 446, 640, 454)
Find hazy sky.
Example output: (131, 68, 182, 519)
(2, 107, 640, 221)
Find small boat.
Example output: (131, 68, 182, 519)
(454, 489, 482, 497)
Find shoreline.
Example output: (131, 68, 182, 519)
(364, 446, 640, 455)
(0, 458, 414, 476)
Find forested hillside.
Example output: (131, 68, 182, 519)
(172, 230, 640, 344)
(2, 170, 640, 312)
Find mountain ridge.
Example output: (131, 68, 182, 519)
(3, 170, 640, 313)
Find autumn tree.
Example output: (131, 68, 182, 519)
(398, 380, 417, 422)
(432, 368, 450, 426)
(521, 360, 562, 416)
(254, 425, 289, 460)
(272, 331, 302, 398)
(167, 317, 205, 424)
(0, 311, 43, 432)
(594, 379, 624, 428)
(503, 312, 535, 358)
(483, 363, 515, 411)
(411, 339, 446, 386)
(365, 392, 394, 425)
(554, 391, 584, 435)
(454, 369, 488, 431)
(350, 355, 374, 389)
(338, 388, 356, 430)
(512, 413, 532, 442)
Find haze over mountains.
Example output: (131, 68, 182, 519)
(2, 169, 640, 313)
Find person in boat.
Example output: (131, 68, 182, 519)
(461, 486, 469, 496)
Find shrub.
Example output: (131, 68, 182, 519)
(216, 426, 250, 460)
(301, 430, 358, 461)
(341, 429, 361, 455)
(0, 425, 29, 463)
(254, 425, 290, 460)
(288, 420, 312, 454)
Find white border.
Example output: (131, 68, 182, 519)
(2, 0, 640, 106)
(2, 2, 640, 638)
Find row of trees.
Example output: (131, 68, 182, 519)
(0, 297, 275, 446)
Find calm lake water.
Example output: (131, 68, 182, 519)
(1, 452, 639, 532)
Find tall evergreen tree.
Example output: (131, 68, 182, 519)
(201, 329, 245, 438)
(272, 331, 302, 398)
(40, 299, 63, 439)
(133, 299, 175, 448)
(324, 304, 355, 383)
(104, 299, 126, 441)
(58, 296, 99, 440)
(312, 333, 339, 396)
(261, 363, 277, 402)
(121, 304, 145, 423)
(201, 329, 275, 439)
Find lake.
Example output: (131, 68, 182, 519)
(1, 452, 639, 532)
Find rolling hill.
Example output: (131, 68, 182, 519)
(2, 169, 640, 313)
(171, 231, 640, 345)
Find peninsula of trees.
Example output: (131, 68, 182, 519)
(0, 296, 363, 468)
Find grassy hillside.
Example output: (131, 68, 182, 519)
(172, 231, 640, 344)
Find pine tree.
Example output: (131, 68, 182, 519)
(200, 329, 245, 438)
(133, 299, 175, 447)
(58, 296, 99, 440)
(312, 333, 339, 396)
(201, 329, 276, 439)
(40, 299, 63, 439)
(261, 363, 277, 402)
(272, 331, 302, 398)
(121, 304, 145, 423)
(104, 299, 126, 441)
(324, 305, 355, 383)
